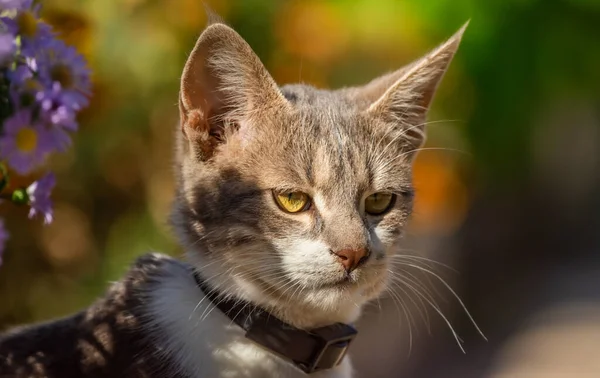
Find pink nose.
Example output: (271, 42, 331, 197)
(332, 248, 369, 272)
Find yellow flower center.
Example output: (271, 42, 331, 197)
(17, 11, 38, 38)
(50, 64, 74, 89)
(16, 127, 38, 153)
(24, 78, 43, 92)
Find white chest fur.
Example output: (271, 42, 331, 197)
(144, 261, 353, 378)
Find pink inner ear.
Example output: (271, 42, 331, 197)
(182, 109, 207, 138)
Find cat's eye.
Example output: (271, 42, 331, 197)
(365, 193, 396, 215)
(273, 191, 311, 213)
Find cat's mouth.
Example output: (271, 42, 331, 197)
(319, 273, 360, 289)
(315, 264, 388, 296)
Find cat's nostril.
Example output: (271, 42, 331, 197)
(337, 254, 348, 261)
(332, 248, 369, 273)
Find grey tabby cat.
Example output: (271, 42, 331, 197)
(0, 18, 466, 378)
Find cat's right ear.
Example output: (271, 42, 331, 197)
(179, 23, 290, 160)
(352, 23, 468, 153)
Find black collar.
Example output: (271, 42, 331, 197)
(192, 272, 357, 374)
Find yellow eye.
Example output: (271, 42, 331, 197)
(274, 191, 311, 213)
(365, 193, 395, 215)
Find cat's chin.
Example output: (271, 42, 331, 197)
(311, 274, 374, 293)
(317, 276, 357, 289)
(312, 263, 390, 298)
(272, 269, 388, 321)
(316, 273, 388, 301)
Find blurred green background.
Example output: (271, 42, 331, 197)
(1, 1, 599, 366)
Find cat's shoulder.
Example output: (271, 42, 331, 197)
(120, 252, 189, 287)
(0, 253, 193, 378)
(128, 252, 187, 278)
(86, 252, 193, 323)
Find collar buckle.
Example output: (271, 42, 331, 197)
(245, 319, 357, 374)
(300, 324, 357, 374)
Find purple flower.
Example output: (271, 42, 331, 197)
(8, 60, 78, 131)
(45, 122, 71, 152)
(7, 62, 44, 107)
(36, 82, 78, 131)
(36, 38, 91, 109)
(1, 0, 54, 57)
(0, 0, 24, 11)
(0, 218, 8, 265)
(7, 59, 37, 86)
(0, 109, 56, 174)
(0, 33, 16, 65)
(34, 82, 78, 152)
(26, 172, 55, 224)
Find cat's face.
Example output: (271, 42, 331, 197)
(173, 22, 465, 315)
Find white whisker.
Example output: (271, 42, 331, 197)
(401, 263, 487, 341)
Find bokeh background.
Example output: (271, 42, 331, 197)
(1, 0, 600, 377)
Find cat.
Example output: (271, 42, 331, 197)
(0, 18, 466, 378)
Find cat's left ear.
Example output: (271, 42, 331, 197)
(358, 22, 468, 150)
(179, 22, 290, 160)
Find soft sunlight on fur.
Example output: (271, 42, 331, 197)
(0, 17, 471, 378)
(169, 18, 469, 377)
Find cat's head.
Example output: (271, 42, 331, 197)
(172, 21, 465, 324)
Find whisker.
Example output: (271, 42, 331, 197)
(393, 264, 448, 305)
(385, 285, 414, 355)
(407, 281, 466, 353)
(388, 271, 430, 324)
(388, 274, 432, 334)
(388, 278, 423, 341)
(391, 252, 458, 272)
(401, 263, 487, 341)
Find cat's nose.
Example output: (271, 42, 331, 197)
(332, 248, 370, 273)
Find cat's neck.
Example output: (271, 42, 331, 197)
(146, 255, 353, 378)
(186, 251, 362, 330)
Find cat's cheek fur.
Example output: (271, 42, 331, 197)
(147, 260, 353, 378)
(276, 239, 343, 286)
(372, 224, 397, 251)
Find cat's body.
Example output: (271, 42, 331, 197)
(0, 19, 466, 378)
(0, 254, 350, 378)
(0, 254, 177, 378)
